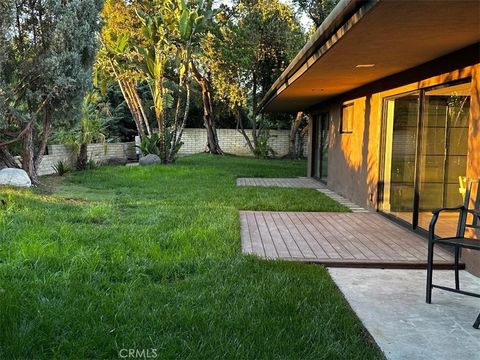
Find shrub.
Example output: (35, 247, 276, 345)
(52, 161, 70, 176)
(136, 134, 160, 156)
(86, 159, 99, 170)
(253, 129, 275, 159)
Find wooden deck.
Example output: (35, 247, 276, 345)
(240, 211, 459, 268)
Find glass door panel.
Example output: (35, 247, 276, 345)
(311, 113, 329, 180)
(382, 93, 420, 224)
(418, 83, 470, 236)
(311, 116, 320, 178)
(319, 113, 329, 181)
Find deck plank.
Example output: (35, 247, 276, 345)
(239, 211, 459, 268)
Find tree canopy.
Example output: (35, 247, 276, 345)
(0, 0, 330, 177)
(0, 0, 104, 180)
(293, 0, 339, 29)
(203, 0, 306, 155)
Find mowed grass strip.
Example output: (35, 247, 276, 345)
(0, 154, 382, 359)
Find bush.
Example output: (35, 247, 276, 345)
(253, 129, 275, 159)
(136, 134, 160, 156)
(52, 161, 70, 176)
(86, 159, 99, 170)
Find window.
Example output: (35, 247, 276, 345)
(341, 103, 354, 133)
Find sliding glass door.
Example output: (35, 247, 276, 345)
(312, 113, 329, 181)
(381, 81, 471, 236)
(417, 83, 470, 234)
(382, 93, 419, 224)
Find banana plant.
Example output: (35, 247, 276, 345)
(132, 0, 216, 163)
(169, 0, 216, 162)
(95, 34, 151, 138)
(135, 6, 173, 161)
(76, 92, 107, 170)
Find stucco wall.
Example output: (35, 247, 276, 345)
(308, 62, 480, 274)
(310, 64, 479, 209)
(464, 64, 480, 275)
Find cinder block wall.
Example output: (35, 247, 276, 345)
(2, 128, 305, 176)
(33, 143, 136, 176)
(178, 128, 306, 157)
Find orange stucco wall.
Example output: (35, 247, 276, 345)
(308, 62, 480, 274)
(464, 64, 480, 275)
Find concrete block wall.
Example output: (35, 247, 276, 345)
(2, 128, 304, 176)
(178, 128, 306, 157)
(37, 145, 76, 176)
(35, 143, 136, 176)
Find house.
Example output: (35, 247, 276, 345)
(261, 0, 480, 274)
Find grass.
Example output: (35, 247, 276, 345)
(0, 154, 382, 359)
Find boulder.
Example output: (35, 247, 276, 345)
(0, 168, 32, 187)
(139, 154, 161, 166)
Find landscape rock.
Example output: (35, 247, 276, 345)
(139, 154, 161, 166)
(0, 168, 32, 187)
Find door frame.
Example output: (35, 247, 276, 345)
(311, 112, 329, 183)
(311, 115, 319, 178)
(377, 78, 471, 231)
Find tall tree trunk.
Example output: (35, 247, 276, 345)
(21, 123, 36, 183)
(288, 112, 303, 159)
(191, 62, 223, 155)
(156, 77, 167, 163)
(169, 71, 190, 163)
(234, 107, 255, 154)
(171, 77, 185, 157)
(128, 81, 151, 136)
(0, 146, 19, 168)
(121, 79, 146, 138)
(34, 110, 50, 170)
(202, 81, 222, 154)
(251, 71, 258, 147)
(110, 61, 147, 138)
(299, 125, 309, 158)
(1, 101, 51, 182)
(76, 143, 88, 170)
(174, 77, 192, 157)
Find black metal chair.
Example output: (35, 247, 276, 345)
(426, 179, 480, 329)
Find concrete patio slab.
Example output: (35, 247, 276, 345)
(329, 269, 480, 360)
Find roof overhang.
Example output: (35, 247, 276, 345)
(261, 0, 480, 113)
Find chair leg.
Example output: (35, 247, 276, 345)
(474, 313, 480, 329)
(454, 247, 460, 290)
(426, 240, 434, 304)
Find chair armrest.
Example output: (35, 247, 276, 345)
(429, 206, 466, 241)
(432, 205, 465, 215)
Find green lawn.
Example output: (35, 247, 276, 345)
(0, 154, 382, 359)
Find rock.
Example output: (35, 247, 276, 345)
(139, 154, 161, 166)
(0, 168, 32, 187)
